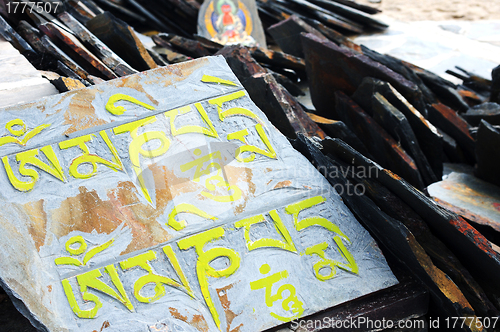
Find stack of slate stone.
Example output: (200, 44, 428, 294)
(0, 0, 499, 331)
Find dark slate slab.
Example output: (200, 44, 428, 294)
(301, 33, 427, 118)
(428, 103, 475, 163)
(292, 135, 482, 323)
(86, 12, 157, 72)
(324, 138, 500, 308)
(462, 102, 500, 127)
(216, 45, 325, 139)
(372, 93, 437, 185)
(334, 91, 425, 190)
(267, 15, 326, 58)
(57, 12, 137, 77)
(475, 120, 500, 188)
(352, 78, 443, 179)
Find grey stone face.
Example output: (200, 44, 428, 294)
(197, 0, 266, 48)
(0, 56, 396, 332)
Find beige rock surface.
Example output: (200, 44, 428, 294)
(359, 0, 500, 21)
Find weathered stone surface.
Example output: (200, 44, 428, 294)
(434, 198, 500, 250)
(458, 87, 487, 107)
(372, 93, 437, 186)
(86, 12, 157, 72)
(55, 60, 92, 87)
(269, 70, 304, 96)
(475, 120, 500, 188)
(217, 45, 324, 139)
(40, 35, 92, 82)
(308, 115, 372, 159)
(294, 136, 481, 323)
(406, 62, 470, 113)
(16, 20, 59, 71)
(197, 0, 266, 47)
(428, 103, 475, 163)
(267, 15, 326, 58)
(147, 48, 170, 67)
(462, 102, 500, 127)
(301, 33, 426, 117)
(42, 72, 87, 93)
(360, 47, 435, 110)
(324, 138, 500, 308)
(155, 33, 212, 58)
(429, 172, 500, 229)
(56, 76, 88, 91)
(438, 128, 468, 164)
(447, 67, 491, 97)
(57, 12, 137, 77)
(194, 34, 224, 50)
(352, 78, 443, 179)
(248, 46, 306, 73)
(0, 56, 396, 332)
(335, 91, 425, 190)
(39, 21, 118, 80)
(356, 171, 499, 318)
(152, 35, 193, 64)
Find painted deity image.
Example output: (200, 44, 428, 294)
(204, 0, 257, 46)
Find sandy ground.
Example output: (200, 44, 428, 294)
(358, 0, 500, 21)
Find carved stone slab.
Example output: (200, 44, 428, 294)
(0, 56, 397, 332)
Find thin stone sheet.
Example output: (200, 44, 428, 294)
(0, 55, 397, 332)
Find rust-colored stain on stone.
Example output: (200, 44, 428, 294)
(110, 74, 157, 106)
(169, 307, 210, 332)
(61, 77, 86, 91)
(62, 89, 106, 135)
(217, 284, 243, 332)
(386, 170, 402, 181)
(441, 182, 490, 199)
(51, 186, 128, 237)
(449, 215, 497, 257)
(23, 200, 47, 251)
(169, 307, 188, 321)
(224, 166, 255, 215)
(494, 202, 500, 212)
(163, 58, 209, 85)
(93, 320, 110, 332)
(48, 162, 207, 255)
(273, 180, 292, 189)
(408, 235, 474, 310)
(431, 103, 474, 141)
(306, 112, 338, 125)
(191, 314, 210, 332)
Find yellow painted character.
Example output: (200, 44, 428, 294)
(2, 145, 65, 191)
(180, 148, 241, 202)
(177, 227, 240, 330)
(249, 263, 304, 322)
(113, 116, 171, 204)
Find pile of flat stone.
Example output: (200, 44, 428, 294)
(0, 0, 499, 331)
